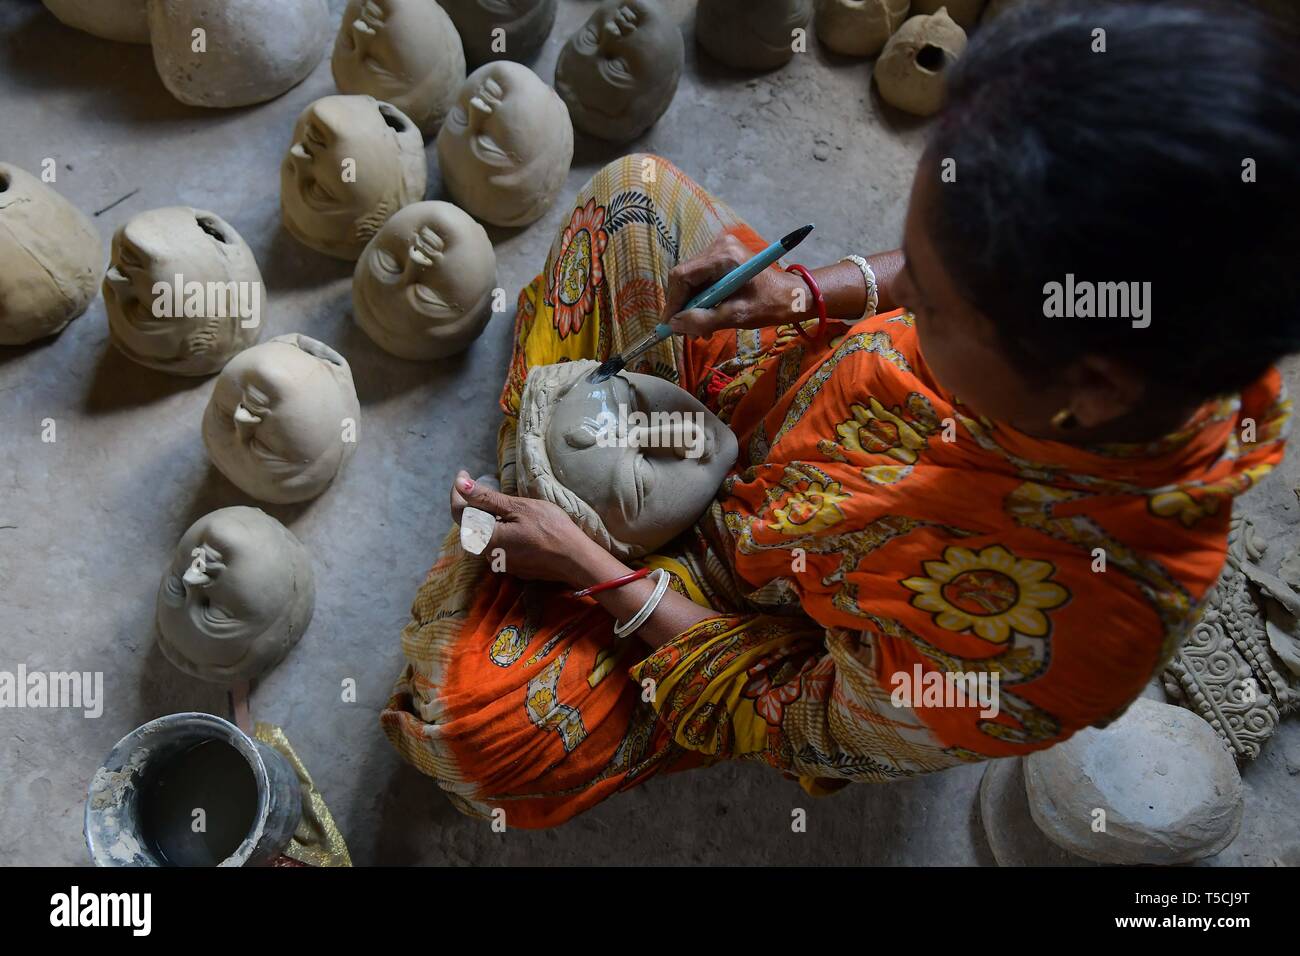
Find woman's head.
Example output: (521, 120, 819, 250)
(896, 0, 1300, 439)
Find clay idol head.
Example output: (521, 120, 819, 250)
(554, 0, 684, 142)
(157, 506, 315, 683)
(281, 94, 428, 260)
(696, 0, 812, 70)
(353, 201, 497, 360)
(104, 207, 263, 376)
(202, 334, 361, 504)
(0, 164, 103, 346)
(440, 0, 557, 67)
(517, 359, 738, 559)
(436, 61, 574, 228)
(331, 0, 467, 137)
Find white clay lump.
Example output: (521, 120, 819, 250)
(554, 0, 684, 143)
(332, 0, 467, 137)
(0, 163, 103, 346)
(104, 207, 263, 376)
(157, 506, 315, 683)
(696, 0, 813, 71)
(281, 94, 428, 260)
(874, 7, 968, 117)
(440, 0, 557, 67)
(42, 0, 150, 44)
(814, 0, 910, 58)
(202, 334, 361, 504)
(353, 201, 497, 360)
(149, 0, 331, 108)
(436, 61, 574, 228)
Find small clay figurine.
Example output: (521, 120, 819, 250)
(814, 0, 910, 58)
(554, 0, 684, 142)
(436, 61, 573, 228)
(149, 0, 331, 108)
(0, 164, 103, 346)
(696, 0, 813, 71)
(202, 334, 361, 503)
(281, 94, 428, 260)
(353, 201, 498, 360)
(104, 207, 263, 376)
(331, 0, 467, 137)
(157, 506, 315, 683)
(439, 0, 557, 67)
(517, 359, 739, 558)
(42, 0, 150, 44)
(874, 7, 967, 116)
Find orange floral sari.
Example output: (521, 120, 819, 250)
(381, 154, 1290, 826)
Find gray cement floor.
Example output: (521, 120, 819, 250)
(2, 0, 1298, 866)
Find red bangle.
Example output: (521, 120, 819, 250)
(785, 264, 829, 340)
(569, 566, 651, 599)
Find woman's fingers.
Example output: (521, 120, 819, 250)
(458, 475, 517, 518)
(450, 469, 470, 524)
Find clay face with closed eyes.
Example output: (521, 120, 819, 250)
(439, 0, 557, 66)
(518, 359, 738, 558)
(331, 0, 465, 135)
(352, 201, 497, 359)
(280, 94, 427, 259)
(104, 206, 262, 376)
(201, 334, 361, 503)
(554, 0, 683, 141)
(156, 506, 315, 682)
(436, 61, 573, 227)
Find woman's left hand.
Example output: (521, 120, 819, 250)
(449, 470, 607, 585)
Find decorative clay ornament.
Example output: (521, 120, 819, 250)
(439, 0, 557, 67)
(696, 0, 812, 71)
(554, 0, 684, 142)
(281, 94, 428, 260)
(104, 207, 263, 376)
(202, 334, 361, 503)
(352, 201, 497, 360)
(517, 359, 738, 559)
(157, 506, 315, 683)
(331, 0, 467, 137)
(436, 61, 573, 228)
(814, 0, 910, 58)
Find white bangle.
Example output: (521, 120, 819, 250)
(614, 569, 670, 639)
(840, 255, 879, 321)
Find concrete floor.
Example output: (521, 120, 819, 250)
(1, 0, 1297, 866)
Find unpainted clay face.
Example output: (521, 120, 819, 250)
(202, 334, 361, 504)
(157, 506, 314, 683)
(281, 95, 428, 260)
(440, 0, 557, 66)
(519, 360, 738, 557)
(696, 0, 812, 70)
(104, 207, 262, 376)
(436, 61, 574, 228)
(0, 164, 103, 346)
(353, 201, 498, 360)
(554, 0, 684, 142)
(331, 0, 467, 136)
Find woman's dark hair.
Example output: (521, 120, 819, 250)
(927, 0, 1300, 400)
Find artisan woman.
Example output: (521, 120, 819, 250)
(382, 0, 1300, 826)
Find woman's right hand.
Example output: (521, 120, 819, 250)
(663, 231, 808, 337)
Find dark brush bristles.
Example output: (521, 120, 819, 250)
(587, 357, 623, 383)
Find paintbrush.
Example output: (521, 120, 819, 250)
(587, 223, 815, 383)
